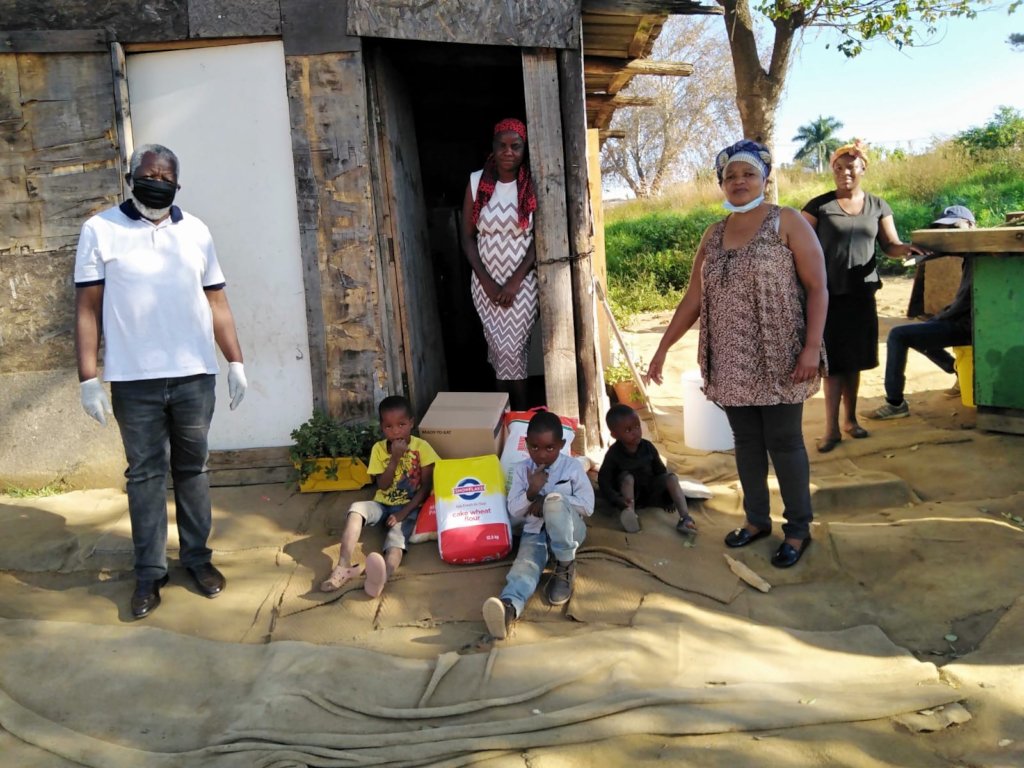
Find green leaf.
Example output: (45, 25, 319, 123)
(290, 411, 381, 482)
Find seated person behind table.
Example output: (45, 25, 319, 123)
(866, 205, 976, 420)
(598, 404, 698, 536)
(320, 395, 438, 597)
(482, 410, 594, 639)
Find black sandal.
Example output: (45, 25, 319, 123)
(676, 514, 698, 535)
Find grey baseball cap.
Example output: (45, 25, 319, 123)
(932, 205, 975, 226)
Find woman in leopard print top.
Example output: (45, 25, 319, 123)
(646, 140, 827, 569)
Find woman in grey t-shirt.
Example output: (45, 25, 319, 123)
(801, 140, 927, 453)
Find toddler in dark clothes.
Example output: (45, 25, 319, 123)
(597, 404, 697, 535)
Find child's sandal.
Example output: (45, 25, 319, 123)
(320, 563, 363, 593)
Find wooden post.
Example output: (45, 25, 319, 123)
(522, 48, 580, 421)
(587, 129, 612, 373)
(558, 45, 601, 450)
(110, 42, 133, 190)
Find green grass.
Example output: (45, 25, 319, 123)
(604, 144, 1023, 323)
(2, 481, 71, 498)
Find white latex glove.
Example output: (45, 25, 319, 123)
(227, 362, 247, 410)
(80, 378, 112, 426)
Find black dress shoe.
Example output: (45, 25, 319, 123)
(771, 538, 812, 568)
(187, 562, 226, 597)
(724, 527, 772, 548)
(131, 574, 169, 619)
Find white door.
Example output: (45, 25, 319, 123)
(126, 41, 313, 450)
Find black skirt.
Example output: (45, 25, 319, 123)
(823, 292, 879, 373)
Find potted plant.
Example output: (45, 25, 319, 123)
(289, 410, 381, 492)
(604, 360, 645, 409)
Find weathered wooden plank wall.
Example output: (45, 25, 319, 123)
(0, 30, 108, 52)
(0, 52, 120, 373)
(284, 51, 386, 422)
(0, 0, 282, 40)
(348, 0, 579, 48)
(281, 0, 359, 55)
(189, 0, 281, 37)
(1, 1, 190, 40)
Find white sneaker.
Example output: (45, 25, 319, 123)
(483, 596, 515, 639)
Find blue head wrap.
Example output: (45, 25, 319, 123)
(715, 140, 772, 184)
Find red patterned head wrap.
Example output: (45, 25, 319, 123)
(494, 118, 527, 142)
(472, 118, 537, 231)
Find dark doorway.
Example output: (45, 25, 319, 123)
(366, 39, 544, 403)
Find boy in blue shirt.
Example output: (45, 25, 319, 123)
(482, 411, 594, 639)
(320, 396, 439, 597)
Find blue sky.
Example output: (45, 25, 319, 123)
(775, 4, 1023, 161)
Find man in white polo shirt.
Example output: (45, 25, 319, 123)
(74, 143, 247, 619)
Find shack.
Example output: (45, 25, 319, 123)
(0, 0, 716, 487)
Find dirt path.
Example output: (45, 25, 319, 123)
(1, 278, 1022, 766)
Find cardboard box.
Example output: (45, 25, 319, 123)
(419, 392, 510, 459)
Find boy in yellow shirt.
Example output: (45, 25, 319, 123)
(320, 396, 439, 597)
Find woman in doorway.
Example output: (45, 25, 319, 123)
(646, 140, 827, 568)
(460, 118, 538, 411)
(802, 140, 927, 452)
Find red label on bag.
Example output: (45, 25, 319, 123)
(439, 523, 512, 564)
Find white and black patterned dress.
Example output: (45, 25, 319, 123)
(470, 170, 538, 380)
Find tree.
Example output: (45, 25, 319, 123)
(717, 0, 999, 176)
(1010, 32, 1024, 48)
(601, 17, 742, 198)
(955, 105, 1024, 151)
(792, 115, 845, 172)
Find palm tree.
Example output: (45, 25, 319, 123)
(793, 116, 845, 173)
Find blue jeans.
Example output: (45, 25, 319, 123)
(724, 403, 812, 540)
(500, 495, 587, 616)
(111, 374, 216, 580)
(884, 320, 971, 403)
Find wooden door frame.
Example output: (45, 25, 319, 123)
(365, 48, 408, 401)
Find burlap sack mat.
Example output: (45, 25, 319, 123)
(0, 597, 960, 768)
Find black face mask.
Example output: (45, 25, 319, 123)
(131, 177, 178, 209)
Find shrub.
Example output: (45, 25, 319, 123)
(603, 360, 635, 385)
(604, 208, 720, 321)
(603, 144, 1023, 318)
(955, 106, 1024, 153)
(289, 411, 381, 482)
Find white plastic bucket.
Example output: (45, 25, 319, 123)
(681, 370, 734, 451)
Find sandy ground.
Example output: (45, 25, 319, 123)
(2, 277, 1023, 766)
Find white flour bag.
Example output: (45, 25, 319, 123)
(434, 455, 511, 564)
